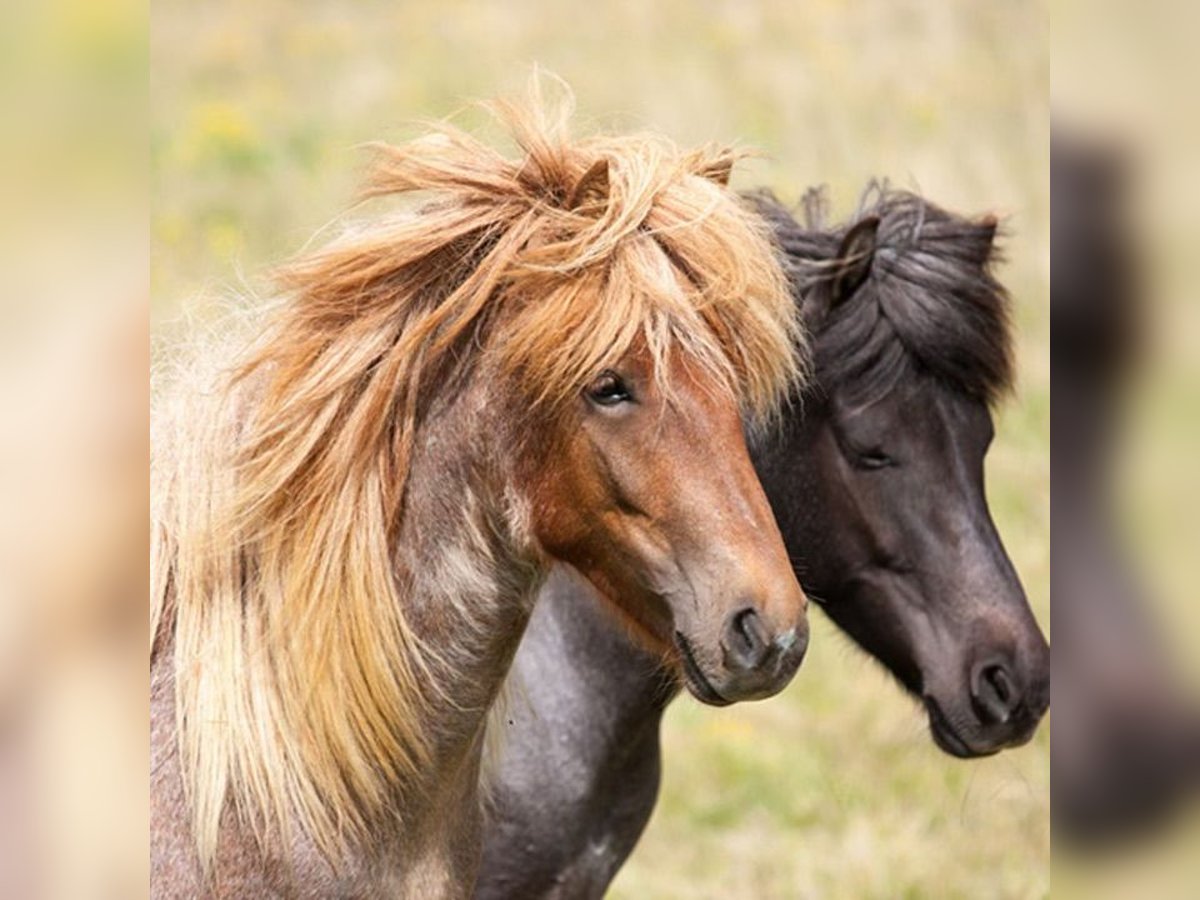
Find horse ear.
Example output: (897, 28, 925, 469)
(979, 213, 1000, 256)
(698, 156, 733, 187)
(831, 216, 880, 307)
(568, 158, 610, 211)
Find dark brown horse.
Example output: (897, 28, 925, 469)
(150, 87, 810, 898)
(475, 186, 1051, 898)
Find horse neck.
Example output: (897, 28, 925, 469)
(394, 382, 546, 765)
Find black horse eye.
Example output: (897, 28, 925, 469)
(855, 449, 894, 470)
(585, 371, 632, 406)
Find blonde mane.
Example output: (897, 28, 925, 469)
(151, 80, 804, 869)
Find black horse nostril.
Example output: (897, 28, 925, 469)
(721, 607, 771, 672)
(971, 659, 1020, 726)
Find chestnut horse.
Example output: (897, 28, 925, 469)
(476, 186, 1051, 898)
(150, 89, 809, 898)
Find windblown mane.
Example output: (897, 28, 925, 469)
(748, 183, 1013, 406)
(151, 82, 802, 868)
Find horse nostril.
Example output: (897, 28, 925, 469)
(970, 659, 1020, 726)
(721, 607, 771, 673)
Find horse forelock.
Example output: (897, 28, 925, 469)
(152, 78, 803, 873)
(750, 185, 1015, 409)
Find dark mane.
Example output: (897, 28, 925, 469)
(746, 184, 1014, 407)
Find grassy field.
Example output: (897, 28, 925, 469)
(151, 2, 1049, 896)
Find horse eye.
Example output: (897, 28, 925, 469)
(855, 449, 895, 470)
(585, 371, 633, 407)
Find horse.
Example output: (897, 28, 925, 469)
(149, 86, 812, 898)
(475, 185, 1052, 898)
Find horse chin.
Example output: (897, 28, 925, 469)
(673, 631, 733, 707)
(923, 696, 1001, 759)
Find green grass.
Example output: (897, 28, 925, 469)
(152, 1, 1049, 895)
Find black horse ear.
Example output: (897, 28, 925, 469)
(977, 213, 1000, 262)
(831, 216, 880, 307)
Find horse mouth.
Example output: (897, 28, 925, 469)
(924, 697, 1000, 759)
(674, 631, 731, 707)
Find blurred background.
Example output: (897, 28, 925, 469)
(151, 1, 1049, 897)
(0, 0, 145, 897)
(1053, 1, 1200, 897)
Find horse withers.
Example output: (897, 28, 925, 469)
(476, 186, 1051, 899)
(150, 85, 809, 898)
